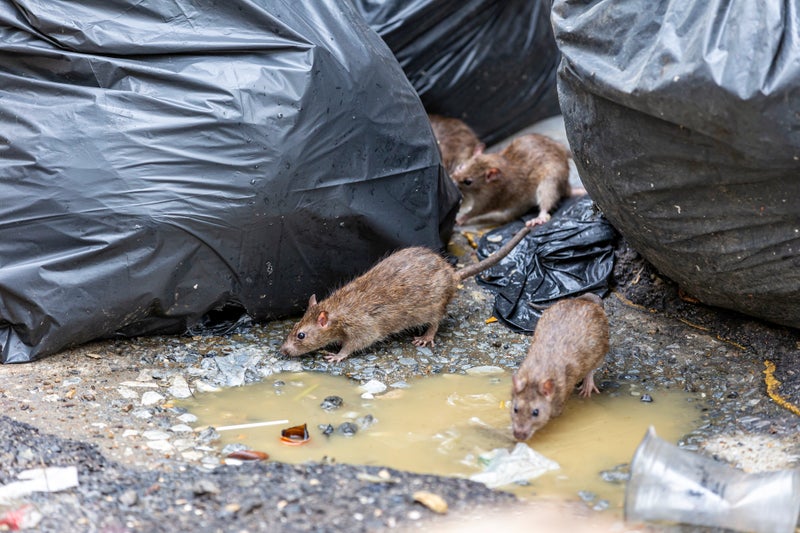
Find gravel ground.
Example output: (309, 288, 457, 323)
(2, 229, 800, 532)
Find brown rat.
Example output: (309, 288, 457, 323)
(279, 226, 531, 363)
(452, 133, 571, 228)
(510, 293, 609, 441)
(429, 114, 485, 176)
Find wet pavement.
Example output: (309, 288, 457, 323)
(1, 116, 799, 531)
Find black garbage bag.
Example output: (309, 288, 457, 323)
(553, 0, 800, 329)
(348, 0, 561, 146)
(0, 0, 459, 363)
(475, 196, 617, 333)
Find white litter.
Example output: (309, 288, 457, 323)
(470, 442, 559, 488)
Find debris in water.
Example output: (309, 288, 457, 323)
(226, 449, 269, 461)
(470, 443, 559, 489)
(280, 423, 310, 445)
(216, 419, 289, 432)
(320, 396, 343, 411)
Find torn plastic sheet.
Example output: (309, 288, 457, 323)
(0, 0, 459, 363)
(470, 442, 559, 488)
(475, 196, 617, 333)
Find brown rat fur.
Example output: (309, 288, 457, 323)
(452, 133, 571, 228)
(429, 114, 485, 177)
(279, 226, 531, 362)
(510, 293, 609, 441)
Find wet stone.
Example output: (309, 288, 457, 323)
(577, 490, 595, 503)
(599, 464, 630, 484)
(119, 489, 138, 506)
(320, 396, 344, 411)
(398, 358, 416, 367)
(640, 394, 653, 403)
(338, 422, 358, 437)
(319, 424, 334, 436)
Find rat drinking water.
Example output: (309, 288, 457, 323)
(279, 226, 531, 362)
(452, 133, 571, 228)
(510, 293, 609, 441)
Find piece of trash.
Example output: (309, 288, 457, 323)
(318, 424, 334, 436)
(413, 491, 448, 514)
(226, 450, 269, 461)
(0, 466, 79, 503)
(469, 442, 559, 488)
(280, 423, 310, 446)
(215, 419, 289, 432)
(484, 316, 498, 324)
(625, 426, 800, 533)
(356, 471, 397, 484)
(0, 504, 42, 530)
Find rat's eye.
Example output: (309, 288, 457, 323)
(297, 332, 306, 340)
(532, 408, 539, 417)
(513, 403, 518, 414)
(463, 179, 472, 186)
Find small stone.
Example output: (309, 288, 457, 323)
(359, 379, 386, 394)
(195, 381, 220, 393)
(146, 440, 173, 451)
(119, 490, 138, 506)
(390, 381, 410, 389)
(193, 479, 220, 495)
(407, 510, 422, 520)
(320, 396, 344, 411)
(578, 490, 595, 503)
(181, 451, 204, 461)
(361, 392, 374, 400)
(132, 409, 153, 419)
(119, 381, 158, 389)
(338, 422, 358, 437)
(167, 376, 192, 399)
(640, 394, 653, 403)
(319, 424, 334, 436)
(170, 424, 193, 433)
(398, 357, 417, 367)
(143, 430, 171, 440)
(415, 347, 433, 356)
(357, 414, 376, 430)
(141, 391, 165, 406)
(118, 387, 139, 399)
(122, 429, 139, 438)
(178, 413, 198, 424)
(593, 499, 610, 511)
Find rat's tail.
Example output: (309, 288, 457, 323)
(458, 225, 531, 280)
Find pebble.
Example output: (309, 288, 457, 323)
(141, 391, 165, 406)
(359, 379, 387, 395)
(117, 387, 139, 400)
(143, 430, 171, 440)
(178, 413, 198, 424)
(415, 347, 433, 356)
(132, 409, 153, 419)
(390, 381, 410, 389)
(119, 381, 158, 389)
(146, 440, 173, 452)
(195, 380, 220, 393)
(122, 429, 139, 438)
(168, 376, 192, 399)
(119, 490, 139, 506)
(170, 424, 194, 433)
(398, 357, 417, 367)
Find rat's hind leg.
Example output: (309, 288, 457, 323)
(578, 370, 600, 398)
(412, 322, 439, 347)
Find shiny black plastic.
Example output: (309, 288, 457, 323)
(476, 197, 617, 333)
(350, 0, 561, 146)
(553, 0, 800, 329)
(0, 0, 459, 362)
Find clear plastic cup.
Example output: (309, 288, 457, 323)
(625, 426, 800, 533)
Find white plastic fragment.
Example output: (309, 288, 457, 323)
(470, 442, 560, 488)
(358, 379, 387, 395)
(0, 466, 79, 503)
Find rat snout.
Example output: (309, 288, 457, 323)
(513, 426, 533, 442)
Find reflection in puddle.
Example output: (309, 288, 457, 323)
(181, 371, 700, 513)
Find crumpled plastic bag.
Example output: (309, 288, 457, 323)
(475, 196, 617, 333)
(470, 442, 560, 488)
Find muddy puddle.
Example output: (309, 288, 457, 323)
(182, 371, 701, 514)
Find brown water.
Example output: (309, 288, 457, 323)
(182, 372, 700, 514)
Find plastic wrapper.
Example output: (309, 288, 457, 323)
(349, 0, 561, 145)
(553, 0, 800, 328)
(0, 0, 459, 363)
(475, 196, 617, 334)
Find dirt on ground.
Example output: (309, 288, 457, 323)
(1, 227, 799, 532)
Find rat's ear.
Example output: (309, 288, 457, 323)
(308, 294, 318, 307)
(473, 143, 485, 156)
(317, 310, 329, 328)
(486, 167, 500, 182)
(540, 378, 555, 398)
(512, 373, 526, 394)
